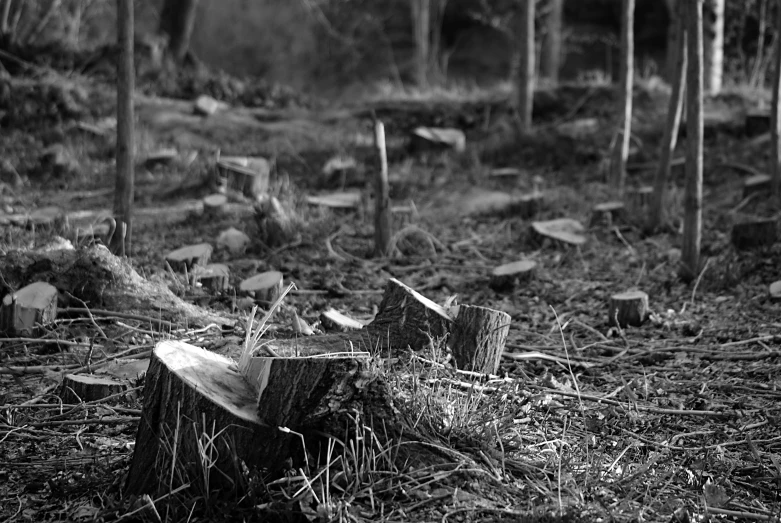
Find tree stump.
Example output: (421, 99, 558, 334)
(745, 108, 770, 137)
(626, 186, 653, 212)
(769, 280, 781, 301)
(217, 156, 270, 200)
(731, 218, 778, 250)
(193, 95, 225, 116)
(239, 271, 283, 302)
(192, 263, 230, 293)
(143, 148, 177, 169)
(320, 308, 364, 332)
(60, 373, 130, 403)
(531, 219, 587, 246)
(306, 191, 362, 211)
(590, 201, 626, 227)
(165, 243, 213, 272)
(449, 305, 511, 374)
(609, 290, 649, 328)
(489, 260, 537, 291)
(742, 174, 771, 199)
(512, 192, 543, 219)
(410, 127, 466, 154)
(216, 227, 250, 256)
(202, 193, 227, 219)
(1, 281, 58, 335)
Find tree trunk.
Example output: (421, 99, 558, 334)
(112, 0, 134, 257)
(159, 0, 199, 62)
(648, 0, 687, 232)
(373, 120, 391, 256)
(609, 0, 634, 195)
(665, 0, 681, 83)
(540, 0, 563, 84)
(771, 2, 781, 201)
(703, 0, 724, 94)
(411, 0, 431, 87)
(680, 0, 704, 282)
(516, 0, 535, 133)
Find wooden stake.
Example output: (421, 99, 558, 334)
(373, 120, 391, 257)
(112, 0, 134, 257)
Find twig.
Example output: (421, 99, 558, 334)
(62, 308, 175, 330)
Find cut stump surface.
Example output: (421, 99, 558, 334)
(609, 290, 649, 328)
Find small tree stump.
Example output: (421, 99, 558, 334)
(449, 305, 511, 374)
(217, 156, 271, 200)
(410, 127, 466, 154)
(143, 148, 177, 169)
(239, 271, 283, 302)
(216, 227, 250, 256)
(192, 263, 230, 293)
(769, 281, 781, 301)
(743, 174, 771, 199)
(531, 219, 587, 246)
(202, 193, 227, 219)
(512, 192, 543, 219)
(490, 260, 537, 291)
(60, 373, 130, 403)
(590, 201, 626, 227)
(626, 186, 653, 211)
(731, 218, 778, 250)
(609, 290, 649, 328)
(165, 243, 213, 272)
(1, 281, 58, 335)
(320, 308, 364, 332)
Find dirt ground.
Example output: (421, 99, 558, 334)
(1, 67, 780, 522)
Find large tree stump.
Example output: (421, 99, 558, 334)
(489, 260, 537, 291)
(0, 281, 58, 335)
(609, 290, 649, 328)
(165, 243, 213, 272)
(239, 271, 283, 302)
(731, 218, 778, 250)
(60, 373, 130, 403)
(449, 305, 510, 374)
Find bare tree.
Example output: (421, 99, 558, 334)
(112, 0, 134, 256)
(609, 0, 634, 194)
(159, 0, 200, 62)
(540, 0, 563, 84)
(411, 0, 431, 87)
(516, 0, 535, 132)
(648, 0, 686, 233)
(771, 1, 781, 201)
(703, 0, 724, 94)
(680, 0, 704, 282)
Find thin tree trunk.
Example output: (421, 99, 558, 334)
(649, 0, 687, 232)
(159, 0, 200, 62)
(771, 1, 781, 201)
(540, 0, 563, 84)
(750, 0, 769, 88)
(702, 0, 724, 94)
(665, 0, 680, 83)
(112, 0, 134, 257)
(373, 120, 391, 257)
(680, 0, 704, 283)
(516, 0, 535, 133)
(411, 0, 431, 87)
(0, 0, 12, 37)
(610, 0, 634, 194)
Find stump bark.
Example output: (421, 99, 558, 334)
(165, 243, 213, 272)
(449, 305, 511, 374)
(609, 290, 649, 328)
(0, 281, 58, 335)
(60, 373, 130, 403)
(192, 263, 230, 292)
(731, 218, 778, 250)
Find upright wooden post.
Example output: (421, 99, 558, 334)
(771, 2, 781, 202)
(540, 0, 563, 84)
(113, 0, 135, 257)
(680, 0, 704, 282)
(610, 0, 634, 195)
(648, 0, 687, 232)
(516, 0, 535, 133)
(373, 120, 391, 257)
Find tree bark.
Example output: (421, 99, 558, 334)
(411, 0, 431, 87)
(159, 0, 200, 62)
(771, 2, 781, 201)
(516, 0, 535, 133)
(665, 0, 681, 83)
(703, 0, 724, 94)
(540, 0, 563, 84)
(112, 0, 134, 257)
(610, 0, 634, 195)
(649, 0, 687, 233)
(681, 0, 704, 282)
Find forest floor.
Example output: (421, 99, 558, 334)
(1, 59, 780, 523)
